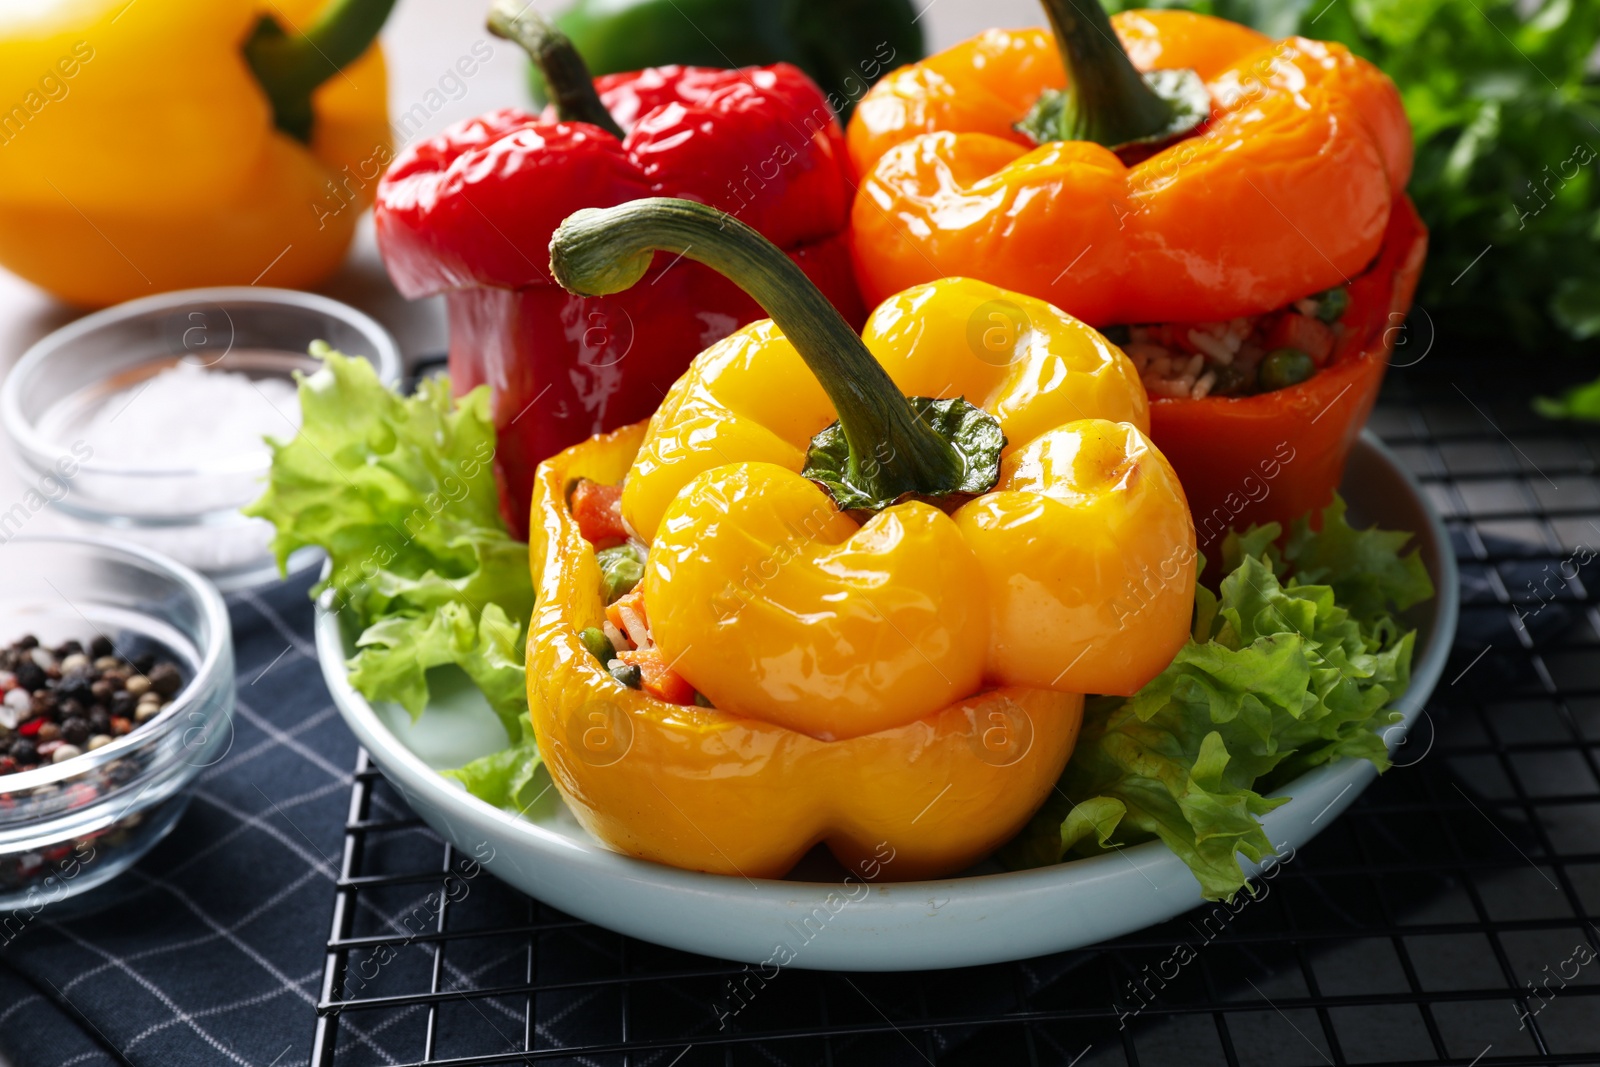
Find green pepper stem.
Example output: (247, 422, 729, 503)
(243, 0, 397, 143)
(549, 198, 967, 503)
(487, 0, 624, 138)
(1038, 0, 1181, 147)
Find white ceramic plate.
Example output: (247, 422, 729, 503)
(316, 432, 1459, 971)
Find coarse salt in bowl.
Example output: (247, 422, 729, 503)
(1, 288, 401, 590)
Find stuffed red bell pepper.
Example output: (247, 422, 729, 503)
(846, 1, 1426, 557)
(376, 1, 862, 537)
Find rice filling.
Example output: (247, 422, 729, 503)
(1109, 286, 1348, 401)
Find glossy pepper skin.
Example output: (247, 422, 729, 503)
(526, 0, 925, 121)
(627, 281, 1195, 737)
(530, 199, 1197, 879)
(845, 4, 1426, 543)
(0, 0, 391, 308)
(377, 54, 862, 539)
(1159, 193, 1428, 555)
(529, 421, 1086, 879)
(846, 10, 1413, 324)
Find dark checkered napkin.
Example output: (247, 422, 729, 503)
(0, 573, 360, 1067)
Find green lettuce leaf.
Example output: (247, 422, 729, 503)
(1535, 374, 1600, 421)
(1002, 496, 1432, 899)
(245, 345, 538, 797)
(442, 731, 554, 817)
(347, 602, 528, 741)
(1275, 496, 1434, 623)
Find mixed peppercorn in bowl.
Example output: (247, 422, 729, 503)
(0, 634, 184, 776)
(0, 537, 233, 908)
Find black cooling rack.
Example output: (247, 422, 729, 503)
(310, 361, 1600, 1067)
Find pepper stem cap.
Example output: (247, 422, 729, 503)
(550, 199, 1003, 514)
(1018, 0, 1209, 150)
(243, 0, 397, 143)
(487, 0, 624, 138)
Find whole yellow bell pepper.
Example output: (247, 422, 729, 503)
(530, 197, 1196, 879)
(0, 0, 392, 307)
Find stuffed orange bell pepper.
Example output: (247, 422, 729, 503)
(526, 197, 1196, 880)
(847, 0, 1426, 553)
(0, 0, 393, 307)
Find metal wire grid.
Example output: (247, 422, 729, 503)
(311, 367, 1600, 1067)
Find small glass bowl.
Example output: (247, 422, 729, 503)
(1, 287, 401, 591)
(0, 536, 233, 912)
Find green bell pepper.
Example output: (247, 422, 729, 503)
(526, 0, 924, 120)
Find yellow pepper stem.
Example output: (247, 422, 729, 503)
(487, 0, 625, 138)
(550, 198, 977, 508)
(1020, 0, 1208, 150)
(243, 0, 397, 142)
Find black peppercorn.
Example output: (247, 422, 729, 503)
(148, 663, 182, 698)
(56, 670, 93, 705)
(89, 636, 112, 659)
(9, 738, 36, 764)
(15, 662, 44, 692)
(88, 708, 111, 734)
(60, 717, 89, 745)
(111, 690, 136, 717)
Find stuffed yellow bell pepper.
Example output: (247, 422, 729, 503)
(529, 197, 1197, 880)
(0, 0, 393, 307)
